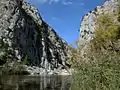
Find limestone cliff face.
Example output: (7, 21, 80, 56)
(78, 0, 118, 48)
(0, 0, 70, 71)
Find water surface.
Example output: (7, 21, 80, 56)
(0, 75, 71, 90)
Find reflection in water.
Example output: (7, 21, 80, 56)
(0, 75, 71, 90)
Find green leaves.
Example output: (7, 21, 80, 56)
(92, 13, 119, 50)
(71, 7, 120, 90)
(21, 55, 28, 65)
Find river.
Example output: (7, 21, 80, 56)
(0, 75, 71, 90)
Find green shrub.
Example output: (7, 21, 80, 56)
(71, 11, 120, 90)
(71, 52, 120, 90)
(0, 55, 29, 75)
(92, 14, 119, 51)
(21, 55, 28, 65)
(0, 62, 30, 75)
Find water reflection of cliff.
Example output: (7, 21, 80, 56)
(0, 75, 71, 90)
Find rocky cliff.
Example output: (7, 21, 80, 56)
(78, 0, 119, 58)
(0, 0, 71, 75)
(78, 0, 119, 47)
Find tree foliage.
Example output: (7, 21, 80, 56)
(71, 4, 120, 90)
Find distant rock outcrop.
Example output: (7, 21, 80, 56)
(78, 0, 119, 57)
(0, 0, 71, 75)
(78, 0, 118, 47)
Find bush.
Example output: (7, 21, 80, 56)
(71, 11, 120, 90)
(92, 14, 119, 51)
(0, 62, 30, 75)
(71, 52, 120, 90)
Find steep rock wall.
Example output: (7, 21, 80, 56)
(0, 0, 70, 72)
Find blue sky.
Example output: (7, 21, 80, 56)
(26, 0, 105, 45)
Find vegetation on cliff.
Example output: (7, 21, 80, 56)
(0, 57, 30, 75)
(71, 4, 120, 90)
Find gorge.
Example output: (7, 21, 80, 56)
(0, 0, 120, 90)
(0, 0, 119, 76)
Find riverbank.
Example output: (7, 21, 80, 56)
(0, 62, 73, 76)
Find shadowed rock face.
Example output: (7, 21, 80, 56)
(0, 0, 70, 71)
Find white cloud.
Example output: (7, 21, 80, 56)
(52, 17, 58, 20)
(26, 0, 84, 6)
(39, 0, 47, 3)
(78, 3, 84, 6)
(62, 1, 73, 5)
(30, 0, 60, 4)
(62, 1, 84, 6)
(49, 0, 60, 4)
(34, 0, 47, 3)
